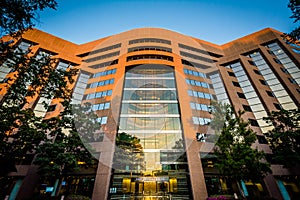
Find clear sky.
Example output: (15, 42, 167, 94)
(37, 0, 296, 45)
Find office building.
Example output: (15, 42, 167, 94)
(1, 27, 300, 200)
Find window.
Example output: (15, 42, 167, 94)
(86, 43, 121, 56)
(128, 46, 172, 53)
(88, 78, 115, 88)
(248, 60, 256, 66)
(201, 82, 209, 88)
(257, 135, 268, 144)
(249, 119, 259, 127)
(84, 51, 120, 63)
(127, 54, 173, 62)
(89, 60, 118, 69)
(232, 81, 241, 87)
(228, 71, 235, 77)
(242, 105, 252, 112)
(96, 116, 108, 125)
(86, 90, 113, 100)
(253, 69, 261, 75)
(288, 78, 297, 84)
(192, 117, 211, 125)
(129, 38, 171, 45)
(184, 68, 206, 78)
(107, 90, 112, 96)
(190, 102, 196, 109)
(192, 117, 199, 125)
(190, 102, 211, 111)
(281, 68, 289, 74)
(274, 103, 282, 110)
(267, 50, 275, 55)
(1, 78, 9, 83)
(47, 104, 56, 112)
(180, 51, 216, 63)
(273, 58, 281, 64)
(266, 90, 275, 97)
(186, 79, 210, 89)
(181, 59, 212, 69)
(237, 92, 246, 99)
(259, 79, 268, 85)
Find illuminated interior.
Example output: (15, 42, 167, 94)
(109, 64, 191, 199)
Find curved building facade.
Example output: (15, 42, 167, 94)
(1, 27, 300, 200)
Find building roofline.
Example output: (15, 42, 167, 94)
(220, 27, 282, 48)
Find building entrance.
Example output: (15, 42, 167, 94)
(109, 64, 192, 199)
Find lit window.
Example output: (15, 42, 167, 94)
(101, 116, 108, 124)
(190, 102, 196, 109)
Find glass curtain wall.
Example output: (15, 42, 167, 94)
(109, 64, 191, 200)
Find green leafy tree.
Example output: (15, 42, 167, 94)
(263, 109, 300, 167)
(0, 1, 96, 199)
(0, 0, 57, 37)
(33, 102, 96, 178)
(211, 102, 271, 195)
(0, 50, 77, 176)
(285, 0, 300, 44)
(113, 132, 144, 171)
(0, 0, 94, 180)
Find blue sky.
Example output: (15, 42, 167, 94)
(37, 0, 295, 45)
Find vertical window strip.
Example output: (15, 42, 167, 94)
(209, 72, 230, 105)
(229, 62, 271, 132)
(34, 61, 70, 117)
(249, 52, 297, 110)
(72, 72, 90, 105)
(0, 41, 32, 82)
(266, 42, 300, 86)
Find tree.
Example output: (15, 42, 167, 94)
(0, 48, 78, 176)
(0, 0, 57, 37)
(0, 1, 96, 199)
(211, 102, 271, 196)
(113, 132, 144, 171)
(0, 0, 93, 180)
(32, 101, 96, 197)
(263, 109, 300, 167)
(33, 102, 97, 178)
(285, 0, 300, 44)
